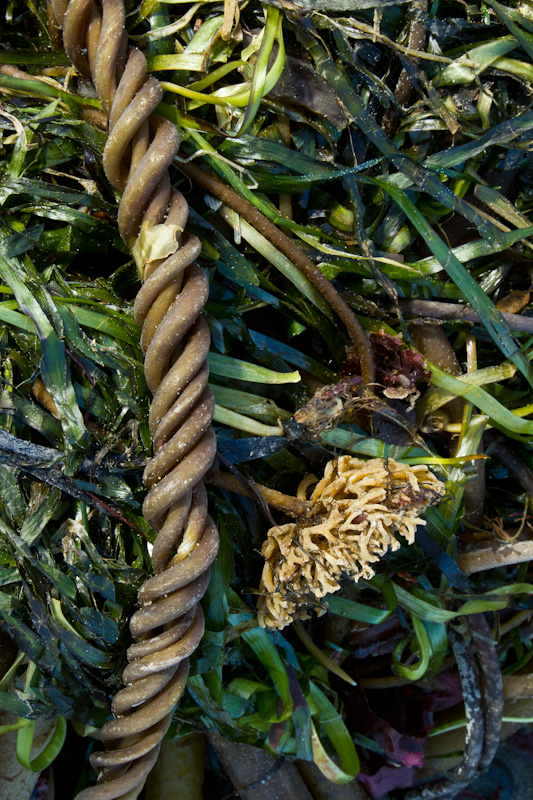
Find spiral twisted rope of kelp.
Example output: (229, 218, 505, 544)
(47, 1, 219, 797)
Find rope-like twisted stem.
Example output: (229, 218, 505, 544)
(47, 1, 219, 797)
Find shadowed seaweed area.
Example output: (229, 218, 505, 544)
(1, 0, 533, 798)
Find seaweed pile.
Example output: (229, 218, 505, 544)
(1, 0, 533, 798)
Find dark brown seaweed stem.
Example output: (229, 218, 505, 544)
(382, 0, 427, 136)
(463, 438, 486, 529)
(406, 620, 484, 800)
(467, 614, 503, 770)
(178, 161, 376, 387)
(208, 471, 309, 517)
(484, 429, 533, 496)
(394, 0, 428, 106)
(397, 298, 533, 335)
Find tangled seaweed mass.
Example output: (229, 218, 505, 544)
(258, 457, 445, 630)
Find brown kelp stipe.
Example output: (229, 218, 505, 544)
(47, 1, 218, 797)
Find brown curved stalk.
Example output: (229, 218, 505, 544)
(47, 1, 219, 798)
(382, 0, 427, 137)
(393, 0, 427, 107)
(179, 161, 376, 387)
(209, 471, 309, 517)
(396, 298, 533, 335)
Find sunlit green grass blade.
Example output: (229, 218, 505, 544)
(58, 303, 139, 345)
(210, 384, 291, 424)
(220, 207, 333, 319)
(435, 38, 516, 86)
(409, 226, 533, 276)
(242, 628, 293, 720)
(207, 352, 300, 384)
(16, 715, 67, 771)
(308, 681, 359, 782)
(0, 303, 36, 333)
(213, 405, 283, 436)
(392, 582, 509, 621)
(227, 677, 269, 699)
(147, 53, 205, 71)
(0, 255, 86, 447)
(326, 595, 392, 624)
(417, 362, 516, 419)
(371, 178, 533, 388)
(392, 615, 431, 681)
(441, 414, 487, 526)
(427, 362, 533, 436)
(0, 73, 96, 114)
(484, 0, 533, 62)
(237, 6, 284, 136)
(474, 184, 533, 234)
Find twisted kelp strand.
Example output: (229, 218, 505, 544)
(48, 1, 218, 797)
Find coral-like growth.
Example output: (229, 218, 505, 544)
(257, 457, 445, 630)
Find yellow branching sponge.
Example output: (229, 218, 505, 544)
(257, 456, 445, 630)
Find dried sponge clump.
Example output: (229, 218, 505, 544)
(257, 456, 445, 630)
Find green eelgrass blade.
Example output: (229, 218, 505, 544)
(435, 37, 516, 86)
(391, 582, 509, 622)
(426, 109, 533, 171)
(440, 414, 487, 525)
(237, 7, 284, 136)
(227, 677, 269, 699)
(326, 595, 392, 624)
(219, 206, 333, 318)
(416, 362, 516, 420)
(248, 331, 337, 383)
(410, 226, 533, 277)
(210, 384, 291, 425)
(427, 362, 533, 437)
(146, 53, 205, 71)
(392, 615, 431, 681)
(0, 255, 86, 446)
(308, 681, 359, 782)
(370, 178, 533, 389)
(16, 715, 67, 771)
(207, 352, 300, 384)
(242, 628, 293, 720)
(483, 0, 533, 63)
(213, 405, 283, 436)
(0, 72, 94, 115)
